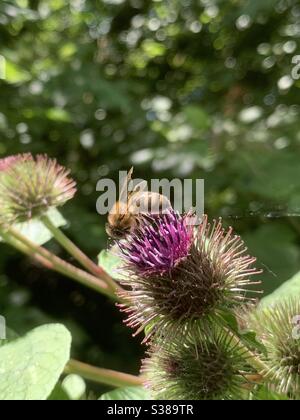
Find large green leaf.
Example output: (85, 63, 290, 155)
(260, 271, 300, 308)
(99, 386, 151, 401)
(0, 208, 67, 246)
(0, 324, 71, 400)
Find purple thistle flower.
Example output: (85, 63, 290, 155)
(119, 210, 193, 277)
(117, 213, 262, 343)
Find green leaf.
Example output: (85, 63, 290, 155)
(0, 208, 67, 246)
(48, 384, 70, 401)
(98, 249, 126, 281)
(233, 151, 300, 202)
(218, 310, 239, 332)
(0, 324, 71, 400)
(244, 224, 300, 295)
(99, 386, 151, 401)
(240, 330, 267, 356)
(260, 271, 300, 308)
(218, 310, 267, 354)
(62, 374, 86, 400)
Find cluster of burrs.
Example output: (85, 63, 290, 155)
(116, 209, 300, 400)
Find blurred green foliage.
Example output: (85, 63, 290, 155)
(0, 0, 300, 392)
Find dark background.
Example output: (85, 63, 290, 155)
(0, 0, 300, 395)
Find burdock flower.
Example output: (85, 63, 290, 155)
(0, 154, 76, 225)
(252, 298, 300, 396)
(142, 325, 253, 400)
(118, 211, 261, 341)
(0, 155, 23, 172)
(119, 210, 193, 277)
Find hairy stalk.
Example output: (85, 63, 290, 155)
(65, 359, 143, 388)
(40, 214, 122, 294)
(0, 227, 117, 300)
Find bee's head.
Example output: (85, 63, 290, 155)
(105, 223, 131, 240)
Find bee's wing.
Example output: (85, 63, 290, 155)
(132, 180, 147, 193)
(148, 192, 172, 214)
(129, 192, 171, 214)
(127, 179, 147, 202)
(119, 167, 134, 203)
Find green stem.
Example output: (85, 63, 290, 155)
(65, 359, 143, 388)
(40, 214, 122, 294)
(0, 229, 54, 270)
(1, 227, 116, 300)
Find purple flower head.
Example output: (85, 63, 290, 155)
(119, 209, 194, 277)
